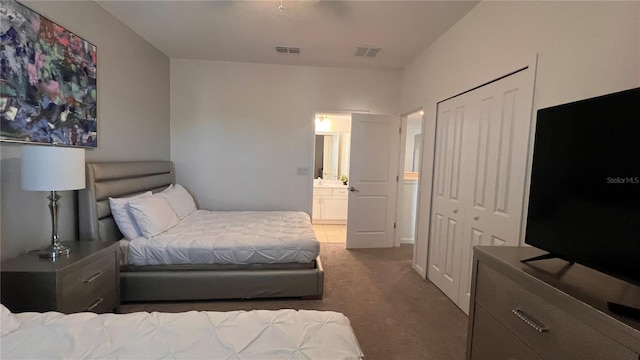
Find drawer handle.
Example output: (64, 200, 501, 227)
(512, 309, 548, 333)
(84, 297, 104, 311)
(84, 271, 103, 284)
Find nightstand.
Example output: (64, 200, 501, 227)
(1, 241, 120, 314)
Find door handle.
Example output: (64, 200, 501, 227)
(473, 215, 479, 221)
(349, 187, 359, 192)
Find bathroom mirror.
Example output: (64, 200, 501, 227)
(314, 133, 339, 179)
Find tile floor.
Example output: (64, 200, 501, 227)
(312, 224, 346, 243)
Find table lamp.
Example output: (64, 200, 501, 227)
(21, 145, 86, 258)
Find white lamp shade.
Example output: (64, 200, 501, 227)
(21, 146, 86, 191)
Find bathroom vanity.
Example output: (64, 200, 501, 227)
(312, 181, 348, 224)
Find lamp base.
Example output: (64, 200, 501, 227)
(36, 243, 71, 259)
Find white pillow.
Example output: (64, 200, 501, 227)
(160, 184, 173, 193)
(128, 195, 179, 238)
(159, 184, 196, 219)
(1, 304, 20, 337)
(109, 191, 152, 240)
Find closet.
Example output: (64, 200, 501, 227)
(427, 67, 536, 314)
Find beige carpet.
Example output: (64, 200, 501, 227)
(120, 244, 468, 359)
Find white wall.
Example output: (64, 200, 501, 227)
(403, 112, 422, 172)
(1, 1, 170, 259)
(398, 178, 418, 244)
(316, 114, 351, 134)
(338, 132, 351, 179)
(401, 1, 640, 278)
(170, 59, 400, 213)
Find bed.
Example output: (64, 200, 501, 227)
(1, 305, 363, 359)
(78, 161, 324, 302)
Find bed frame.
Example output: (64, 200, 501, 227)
(78, 161, 324, 302)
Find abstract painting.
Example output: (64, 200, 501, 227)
(0, 0, 97, 147)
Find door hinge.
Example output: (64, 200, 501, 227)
(396, 175, 399, 182)
(393, 222, 397, 229)
(399, 126, 402, 134)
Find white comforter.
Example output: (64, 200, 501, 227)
(1, 309, 363, 359)
(129, 210, 320, 266)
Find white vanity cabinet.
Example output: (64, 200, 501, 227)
(312, 186, 348, 224)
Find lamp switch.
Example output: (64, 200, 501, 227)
(297, 167, 309, 176)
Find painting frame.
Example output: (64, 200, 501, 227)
(0, 0, 98, 148)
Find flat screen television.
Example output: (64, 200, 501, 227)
(524, 87, 640, 287)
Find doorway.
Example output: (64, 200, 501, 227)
(396, 109, 424, 248)
(311, 113, 351, 244)
(311, 111, 402, 249)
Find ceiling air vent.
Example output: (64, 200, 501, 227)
(354, 46, 381, 58)
(275, 46, 301, 54)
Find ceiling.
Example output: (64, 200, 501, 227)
(97, 0, 479, 70)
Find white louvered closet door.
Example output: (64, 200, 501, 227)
(428, 67, 535, 314)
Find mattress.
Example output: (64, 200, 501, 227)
(128, 210, 320, 266)
(1, 309, 364, 359)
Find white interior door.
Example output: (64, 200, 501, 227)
(427, 66, 535, 313)
(346, 114, 400, 249)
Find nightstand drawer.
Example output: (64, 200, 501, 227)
(60, 284, 119, 314)
(61, 251, 117, 313)
(475, 263, 637, 360)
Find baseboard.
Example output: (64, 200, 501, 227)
(400, 237, 415, 244)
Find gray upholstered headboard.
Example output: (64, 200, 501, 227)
(78, 161, 175, 242)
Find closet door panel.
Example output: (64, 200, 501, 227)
(481, 70, 534, 245)
(428, 98, 468, 301)
(459, 84, 497, 313)
(428, 66, 536, 314)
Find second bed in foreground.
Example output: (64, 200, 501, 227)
(1, 307, 364, 359)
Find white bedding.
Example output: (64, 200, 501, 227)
(1, 309, 364, 359)
(128, 210, 320, 266)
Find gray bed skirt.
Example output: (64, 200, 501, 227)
(121, 257, 324, 302)
(79, 161, 324, 302)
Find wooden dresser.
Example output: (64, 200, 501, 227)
(467, 246, 640, 360)
(1, 241, 120, 314)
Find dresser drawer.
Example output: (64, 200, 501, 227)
(332, 188, 349, 196)
(314, 187, 333, 196)
(60, 252, 117, 313)
(471, 304, 542, 360)
(475, 263, 637, 360)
